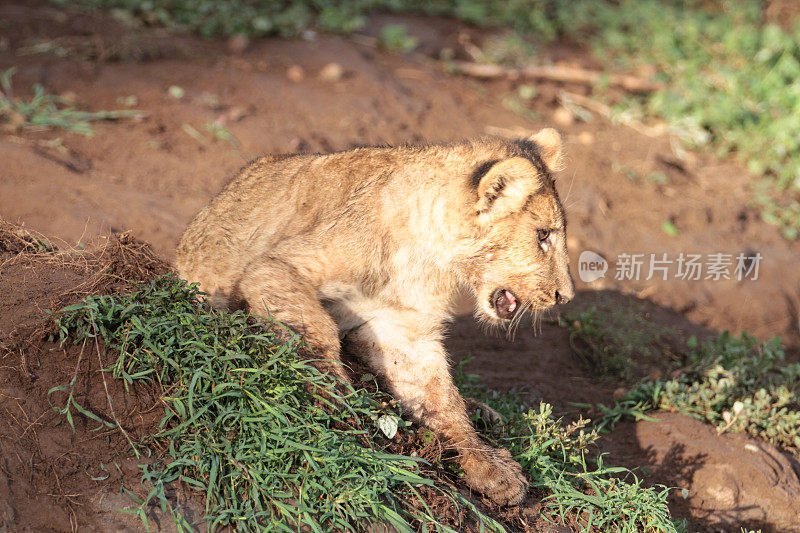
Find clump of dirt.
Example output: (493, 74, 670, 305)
(0, 220, 190, 532)
(602, 412, 800, 532)
(0, 219, 46, 255)
(0, 221, 169, 352)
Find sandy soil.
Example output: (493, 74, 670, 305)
(1, 1, 799, 531)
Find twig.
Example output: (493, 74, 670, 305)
(50, 463, 83, 526)
(90, 313, 140, 458)
(450, 61, 663, 92)
(559, 90, 668, 138)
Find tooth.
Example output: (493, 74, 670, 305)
(508, 301, 517, 312)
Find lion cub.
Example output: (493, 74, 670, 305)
(176, 129, 574, 506)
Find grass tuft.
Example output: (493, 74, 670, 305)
(51, 275, 678, 531)
(54, 274, 483, 531)
(0, 67, 140, 136)
(593, 332, 800, 454)
(378, 24, 418, 54)
(455, 363, 678, 531)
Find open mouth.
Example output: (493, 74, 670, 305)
(491, 288, 519, 320)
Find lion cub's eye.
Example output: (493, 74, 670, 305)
(537, 229, 551, 242)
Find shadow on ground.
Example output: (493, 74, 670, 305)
(447, 290, 800, 532)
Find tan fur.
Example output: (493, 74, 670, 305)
(175, 129, 575, 506)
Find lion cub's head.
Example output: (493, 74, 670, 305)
(465, 128, 575, 325)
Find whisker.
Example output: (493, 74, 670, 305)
(562, 169, 578, 203)
(514, 303, 531, 338)
(506, 305, 520, 341)
(507, 300, 532, 341)
(530, 308, 543, 336)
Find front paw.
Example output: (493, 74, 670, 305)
(465, 397, 504, 426)
(461, 445, 528, 506)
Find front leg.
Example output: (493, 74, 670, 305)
(344, 310, 527, 506)
(237, 256, 349, 384)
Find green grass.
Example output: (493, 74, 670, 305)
(53, 0, 372, 37)
(579, 1, 800, 239)
(0, 67, 140, 135)
(591, 332, 800, 454)
(51, 0, 597, 39)
(203, 120, 240, 147)
(455, 365, 678, 531)
(378, 24, 418, 53)
(53, 275, 475, 531)
(51, 275, 678, 531)
(559, 304, 800, 453)
(559, 300, 677, 383)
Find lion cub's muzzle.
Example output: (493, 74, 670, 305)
(491, 288, 519, 319)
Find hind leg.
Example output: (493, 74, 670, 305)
(237, 257, 348, 383)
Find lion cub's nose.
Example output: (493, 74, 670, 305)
(555, 291, 571, 305)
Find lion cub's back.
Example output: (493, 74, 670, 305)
(175, 154, 315, 302)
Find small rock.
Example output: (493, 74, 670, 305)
(694, 466, 738, 508)
(578, 131, 594, 145)
(613, 387, 628, 400)
(226, 34, 249, 54)
(60, 91, 77, 103)
(566, 236, 580, 250)
(286, 65, 305, 83)
(225, 106, 247, 122)
(167, 85, 185, 99)
(552, 106, 575, 127)
(318, 62, 344, 82)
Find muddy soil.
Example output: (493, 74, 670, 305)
(0, 228, 203, 532)
(1, 2, 799, 531)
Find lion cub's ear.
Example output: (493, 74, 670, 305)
(475, 157, 542, 226)
(529, 127, 564, 171)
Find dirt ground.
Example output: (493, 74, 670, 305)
(1, 1, 800, 531)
